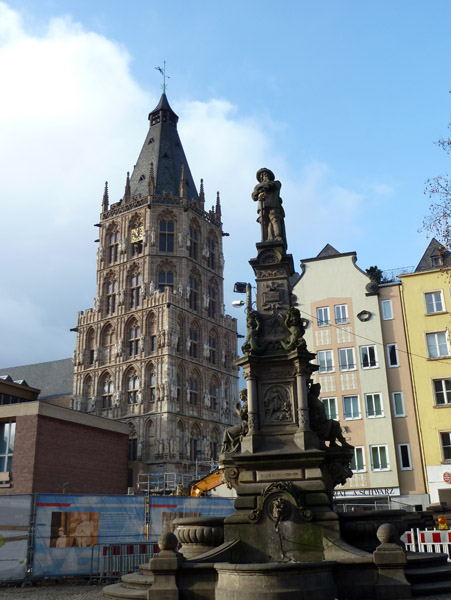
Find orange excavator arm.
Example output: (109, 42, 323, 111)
(190, 469, 222, 497)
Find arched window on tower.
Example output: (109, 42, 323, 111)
(188, 373, 199, 406)
(83, 375, 94, 409)
(149, 371, 156, 402)
(106, 280, 117, 315)
(159, 220, 174, 252)
(210, 428, 220, 461)
(158, 270, 174, 292)
(86, 329, 95, 366)
(208, 332, 217, 365)
(190, 424, 201, 460)
(189, 276, 199, 312)
(189, 325, 199, 359)
(101, 324, 115, 365)
(127, 370, 140, 404)
(100, 373, 114, 409)
(189, 225, 199, 260)
(128, 321, 141, 357)
(176, 367, 183, 402)
(130, 273, 142, 308)
(108, 230, 119, 264)
(209, 379, 218, 411)
(129, 424, 138, 461)
(207, 237, 216, 270)
(208, 285, 217, 318)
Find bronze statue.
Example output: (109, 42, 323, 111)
(221, 390, 248, 453)
(281, 307, 307, 351)
(307, 381, 352, 450)
(252, 168, 286, 245)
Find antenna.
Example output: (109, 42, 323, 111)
(155, 61, 170, 93)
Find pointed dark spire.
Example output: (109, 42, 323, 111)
(123, 171, 131, 203)
(199, 179, 205, 210)
(148, 162, 155, 196)
(102, 181, 109, 213)
(128, 93, 199, 202)
(179, 164, 187, 198)
(215, 191, 222, 220)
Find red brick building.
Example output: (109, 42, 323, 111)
(0, 396, 129, 495)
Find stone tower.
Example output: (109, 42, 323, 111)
(72, 93, 239, 489)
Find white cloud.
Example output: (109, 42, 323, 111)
(0, 2, 385, 367)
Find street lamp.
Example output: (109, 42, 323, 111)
(233, 282, 253, 312)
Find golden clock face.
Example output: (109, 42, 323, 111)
(131, 226, 144, 243)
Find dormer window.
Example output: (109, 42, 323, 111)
(432, 255, 444, 267)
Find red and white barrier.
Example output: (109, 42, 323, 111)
(401, 528, 451, 560)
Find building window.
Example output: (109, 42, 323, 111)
(106, 281, 117, 315)
(149, 372, 156, 402)
(360, 345, 378, 369)
(129, 325, 141, 356)
(434, 379, 451, 406)
(129, 438, 138, 462)
(381, 300, 393, 320)
(386, 343, 399, 367)
(102, 324, 115, 364)
(392, 392, 405, 417)
(334, 304, 348, 324)
(159, 220, 174, 252)
(127, 374, 139, 404)
(398, 444, 412, 470)
(426, 331, 449, 358)
(176, 372, 182, 402)
(108, 231, 119, 264)
(150, 335, 156, 352)
(209, 383, 217, 410)
(321, 397, 338, 420)
(343, 395, 360, 420)
(441, 432, 451, 461)
(317, 306, 330, 327)
(338, 347, 356, 371)
(370, 445, 389, 471)
(158, 270, 173, 293)
(350, 447, 365, 472)
(432, 255, 444, 267)
(365, 393, 384, 418)
(317, 350, 334, 373)
(208, 286, 217, 318)
(131, 239, 143, 257)
(189, 226, 198, 260)
(87, 329, 95, 365)
(130, 273, 142, 308)
(208, 335, 217, 365)
(189, 328, 198, 358)
(189, 277, 199, 312)
(0, 421, 15, 472)
(189, 377, 198, 405)
(207, 238, 216, 269)
(101, 377, 114, 409)
(425, 291, 444, 314)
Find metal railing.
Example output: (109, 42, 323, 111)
(90, 541, 159, 582)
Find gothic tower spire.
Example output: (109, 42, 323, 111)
(102, 181, 109, 213)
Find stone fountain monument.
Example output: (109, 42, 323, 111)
(103, 169, 412, 600)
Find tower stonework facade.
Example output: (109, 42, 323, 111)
(72, 94, 239, 489)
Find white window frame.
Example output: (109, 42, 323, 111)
(343, 395, 360, 420)
(0, 421, 15, 472)
(338, 347, 356, 371)
(350, 446, 366, 472)
(392, 392, 405, 417)
(317, 350, 334, 373)
(370, 445, 389, 471)
(441, 431, 451, 461)
(321, 397, 338, 420)
(381, 299, 393, 320)
(360, 345, 378, 369)
(425, 291, 444, 314)
(334, 304, 348, 324)
(386, 343, 399, 368)
(365, 393, 384, 418)
(398, 443, 412, 470)
(426, 331, 449, 359)
(317, 306, 330, 327)
(434, 379, 451, 406)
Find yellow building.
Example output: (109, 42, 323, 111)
(400, 238, 451, 503)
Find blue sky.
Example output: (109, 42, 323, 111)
(1, 1, 451, 367)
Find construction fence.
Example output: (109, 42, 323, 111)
(0, 493, 234, 583)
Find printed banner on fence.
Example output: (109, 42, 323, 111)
(148, 495, 235, 538)
(33, 494, 145, 578)
(0, 494, 32, 582)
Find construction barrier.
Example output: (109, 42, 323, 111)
(401, 528, 451, 560)
(90, 541, 159, 582)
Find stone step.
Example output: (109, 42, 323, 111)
(121, 572, 155, 588)
(406, 551, 449, 566)
(406, 562, 451, 581)
(411, 579, 451, 596)
(102, 582, 148, 599)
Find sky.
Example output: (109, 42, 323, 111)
(1, 0, 451, 368)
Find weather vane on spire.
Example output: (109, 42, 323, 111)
(155, 61, 170, 93)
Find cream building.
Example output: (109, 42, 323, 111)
(400, 238, 451, 504)
(294, 244, 427, 508)
(72, 93, 239, 490)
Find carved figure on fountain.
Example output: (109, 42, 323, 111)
(307, 380, 353, 450)
(221, 389, 248, 454)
